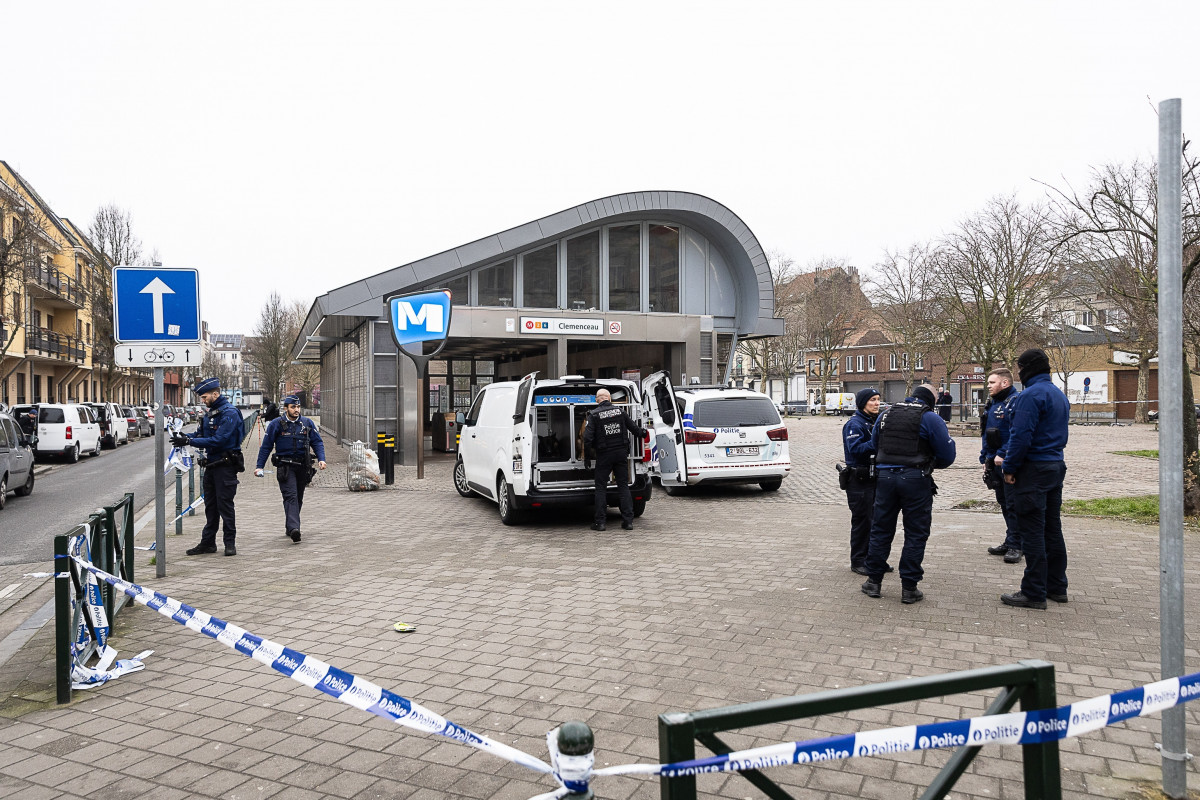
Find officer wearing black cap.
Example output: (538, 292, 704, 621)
(841, 387, 890, 576)
(981, 367, 1022, 563)
(255, 395, 326, 543)
(861, 383, 957, 604)
(999, 348, 1070, 610)
(583, 388, 647, 531)
(175, 377, 246, 556)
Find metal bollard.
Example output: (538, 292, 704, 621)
(175, 472, 183, 535)
(188, 467, 195, 516)
(385, 435, 395, 485)
(376, 431, 386, 471)
(557, 721, 595, 799)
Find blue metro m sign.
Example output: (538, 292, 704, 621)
(387, 289, 452, 350)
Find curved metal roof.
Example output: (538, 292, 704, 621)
(295, 191, 780, 360)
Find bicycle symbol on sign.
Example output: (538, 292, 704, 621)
(144, 347, 175, 363)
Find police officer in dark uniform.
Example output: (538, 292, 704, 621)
(583, 388, 646, 531)
(981, 367, 1022, 563)
(176, 377, 246, 556)
(841, 387, 889, 576)
(999, 348, 1071, 610)
(255, 395, 326, 543)
(861, 384, 957, 604)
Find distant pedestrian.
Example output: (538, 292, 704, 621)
(981, 368, 1022, 564)
(861, 384, 957, 604)
(936, 389, 953, 421)
(583, 388, 646, 531)
(255, 395, 326, 543)
(262, 398, 280, 422)
(176, 377, 246, 557)
(999, 349, 1071, 610)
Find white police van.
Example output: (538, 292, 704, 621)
(454, 374, 651, 525)
(643, 373, 790, 494)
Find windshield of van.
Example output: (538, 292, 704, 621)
(39, 408, 66, 424)
(692, 397, 780, 427)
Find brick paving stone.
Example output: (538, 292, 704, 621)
(0, 419, 1196, 798)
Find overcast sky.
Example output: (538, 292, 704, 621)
(3, 1, 1195, 334)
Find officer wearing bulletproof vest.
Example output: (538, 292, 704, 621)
(841, 387, 891, 576)
(861, 383, 956, 604)
(582, 388, 646, 531)
(999, 348, 1071, 610)
(981, 367, 1022, 564)
(255, 395, 326, 543)
(175, 377, 246, 557)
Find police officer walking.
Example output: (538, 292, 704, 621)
(841, 387, 890, 576)
(999, 348, 1071, 610)
(583, 388, 646, 531)
(981, 367, 1022, 563)
(861, 384, 956, 604)
(255, 395, 326, 543)
(176, 377, 246, 557)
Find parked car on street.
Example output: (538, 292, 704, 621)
(644, 378, 790, 494)
(782, 400, 808, 416)
(0, 407, 36, 509)
(12, 403, 103, 462)
(86, 401, 129, 448)
(121, 405, 145, 438)
(136, 406, 157, 434)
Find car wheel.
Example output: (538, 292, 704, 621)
(453, 459, 473, 497)
(92, 439, 102, 457)
(760, 479, 783, 492)
(14, 469, 33, 497)
(632, 498, 646, 517)
(67, 443, 80, 463)
(0, 475, 7, 510)
(497, 475, 521, 525)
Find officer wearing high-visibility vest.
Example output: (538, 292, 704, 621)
(175, 377, 246, 557)
(861, 384, 956, 604)
(582, 388, 646, 531)
(255, 395, 326, 543)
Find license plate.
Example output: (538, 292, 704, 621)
(726, 446, 759, 457)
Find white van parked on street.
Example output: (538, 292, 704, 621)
(454, 374, 652, 525)
(13, 403, 103, 463)
(811, 392, 856, 416)
(643, 375, 790, 494)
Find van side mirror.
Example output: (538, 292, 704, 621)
(455, 411, 466, 426)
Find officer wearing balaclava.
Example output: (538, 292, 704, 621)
(997, 348, 1071, 610)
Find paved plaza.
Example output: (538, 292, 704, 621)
(0, 416, 1197, 799)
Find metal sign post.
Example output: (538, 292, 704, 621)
(154, 370, 166, 578)
(385, 289, 453, 480)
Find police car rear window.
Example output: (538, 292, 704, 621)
(39, 408, 66, 424)
(692, 398, 780, 427)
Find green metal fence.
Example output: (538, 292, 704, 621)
(54, 492, 137, 705)
(658, 659, 1061, 800)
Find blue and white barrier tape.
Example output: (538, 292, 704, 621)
(69, 554, 1200, 797)
(72, 557, 555, 781)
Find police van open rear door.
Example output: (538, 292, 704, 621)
(642, 371, 686, 487)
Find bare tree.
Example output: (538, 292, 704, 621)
(738, 250, 803, 398)
(245, 292, 302, 402)
(1044, 324, 1090, 399)
(0, 188, 54, 359)
(933, 195, 1061, 372)
(796, 259, 869, 403)
(199, 347, 235, 390)
(87, 204, 145, 399)
(867, 243, 941, 396)
(285, 299, 319, 403)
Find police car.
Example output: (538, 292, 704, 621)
(642, 374, 790, 494)
(454, 374, 652, 525)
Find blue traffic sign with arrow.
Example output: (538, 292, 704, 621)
(112, 267, 201, 343)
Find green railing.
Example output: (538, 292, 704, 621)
(658, 659, 1061, 800)
(54, 492, 136, 704)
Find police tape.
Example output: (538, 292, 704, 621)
(71, 557, 556, 782)
(68, 555, 1200, 797)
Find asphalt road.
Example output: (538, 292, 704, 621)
(0, 434, 171, 567)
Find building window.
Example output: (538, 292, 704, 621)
(857, 355, 865, 372)
(845, 355, 854, 373)
(868, 354, 876, 371)
(608, 224, 641, 311)
(445, 274, 469, 306)
(522, 243, 558, 309)
(889, 353, 898, 370)
(915, 353, 924, 370)
(478, 259, 514, 307)
(566, 231, 600, 310)
(648, 224, 679, 313)
(807, 359, 815, 375)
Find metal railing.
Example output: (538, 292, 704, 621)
(25, 324, 87, 363)
(26, 263, 87, 306)
(54, 492, 136, 704)
(658, 660, 1061, 800)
